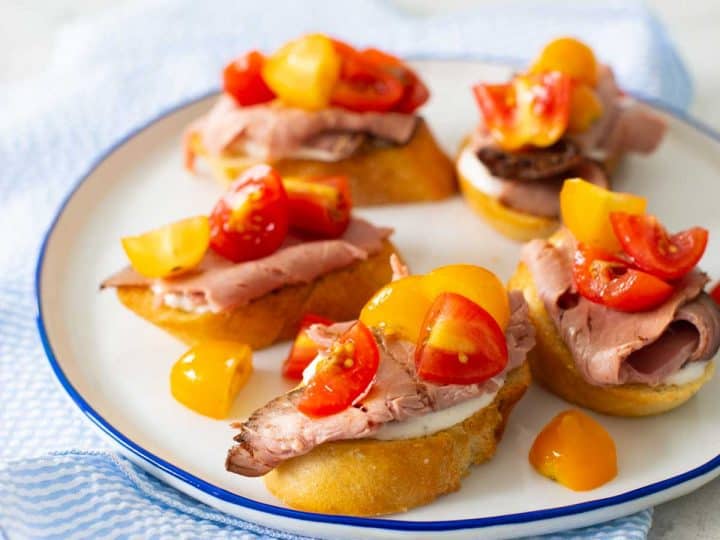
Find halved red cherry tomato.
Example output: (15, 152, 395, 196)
(330, 46, 405, 112)
(610, 212, 708, 281)
(473, 72, 572, 150)
(710, 283, 720, 306)
(283, 175, 352, 238)
(415, 292, 508, 385)
(282, 314, 335, 380)
(359, 48, 429, 113)
(572, 244, 674, 312)
(209, 165, 288, 262)
(297, 321, 379, 417)
(222, 51, 276, 106)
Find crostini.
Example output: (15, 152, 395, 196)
(509, 178, 719, 416)
(226, 264, 535, 515)
(101, 165, 398, 348)
(185, 34, 456, 206)
(458, 37, 667, 241)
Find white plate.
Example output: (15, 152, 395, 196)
(36, 61, 720, 540)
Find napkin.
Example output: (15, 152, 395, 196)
(1, 0, 686, 537)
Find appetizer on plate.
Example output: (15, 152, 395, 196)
(509, 178, 720, 416)
(185, 34, 455, 206)
(457, 37, 667, 241)
(226, 264, 535, 515)
(102, 165, 398, 348)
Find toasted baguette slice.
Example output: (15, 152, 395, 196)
(116, 241, 396, 348)
(192, 120, 456, 206)
(264, 362, 530, 516)
(509, 261, 714, 416)
(456, 139, 619, 242)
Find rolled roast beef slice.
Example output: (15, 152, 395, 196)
(226, 293, 535, 477)
(522, 230, 720, 386)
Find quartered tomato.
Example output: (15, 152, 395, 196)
(610, 212, 708, 281)
(568, 83, 603, 133)
(330, 46, 405, 112)
(529, 37, 599, 87)
(209, 165, 288, 262)
(473, 72, 572, 150)
(572, 244, 674, 312)
(415, 292, 508, 385)
(359, 275, 429, 342)
(283, 175, 352, 238)
(560, 178, 647, 252)
(282, 314, 334, 380)
(222, 50, 276, 106)
(358, 48, 429, 113)
(297, 321, 379, 417)
(121, 216, 210, 278)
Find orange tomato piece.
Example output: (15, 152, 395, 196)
(530, 37, 599, 87)
(569, 83, 603, 132)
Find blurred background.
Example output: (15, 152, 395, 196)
(2, 0, 719, 128)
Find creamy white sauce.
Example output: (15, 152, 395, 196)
(151, 285, 210, 314)
(457, 147, 502, 197)
(663, 361, 711, 386)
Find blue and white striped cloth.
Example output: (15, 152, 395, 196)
(1, 0, 687, 537)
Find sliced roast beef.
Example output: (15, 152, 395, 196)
(522, 229, 720, 386)
(225, 292, 535, 477)
(187, 95, 418, 163)
(101, 218, 392, 313)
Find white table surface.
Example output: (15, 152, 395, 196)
(2, 1, 719, 538)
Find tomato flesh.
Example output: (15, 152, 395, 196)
(610, 212, 708, 281)
(283, 175, 352, 238)
(358, 48, 429, 113)
(223, 51, 276, 106)
(415, 292, 508, 385)
(282, 314, 335, 380)
(710, 283, 720, 306)
(209, 165, 288, 262)
(572, 245, 674, 312)
(298, 321, 380, 417)
(473, 72, 571, 150)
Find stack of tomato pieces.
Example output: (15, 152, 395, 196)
(289, 265, 512, 418)
(208, 165, 352, 263)
(222, 36, 428, 113)
(561, 179, 708, 313)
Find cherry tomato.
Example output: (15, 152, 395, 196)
(529, 37, 599, 87)
(282, 314, 335, 380)
(283, 175, 352, 238)
(610, 212, 708, 281)
(209, 165, 288, 263)
(330, 46, 404, 112)
(222, 51, 276, 106)
(572, 245, 674, 312)
(359, 48, 429, 113)
(415, 292, 508, 385)
(297, 321, 379, 417)
(710, 283, 720, 306)
(473, 72, 572, 150)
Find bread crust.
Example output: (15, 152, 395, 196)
(116, 241, 396, 348)
(508, 260, 714, 417)
(195, 119, 457, 206)
(263, 362, 531, 516)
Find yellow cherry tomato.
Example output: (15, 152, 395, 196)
(262, 34, 341, 110)
(170, 340, 253, 419)
(121, 216, 210, 278)
(530, 37, 599, 87)
(560, 178, 647, 252)
(529, 409, 617, 491)
(359, 276, 429, 343)
(569, 83, 603, 133)
(422, 265, 510, 330)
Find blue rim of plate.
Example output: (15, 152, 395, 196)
(34, 60, 720, 532)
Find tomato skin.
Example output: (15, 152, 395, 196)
(297, 321, 379, 417)
(282, 314, 335, 380)
(415, 292, 508, 385)
(330, 49, 405, 112)
(284, 175, 352, 238)
(223, 51, 276, 106)
(358, 48, 429, 113)
(209, 165, 288, 263)
(572, 245, 674, 312)
(710, 283, 720, 306)
(610, 212, 708, 281)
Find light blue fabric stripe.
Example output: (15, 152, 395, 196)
(0, 0, 685, 537)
